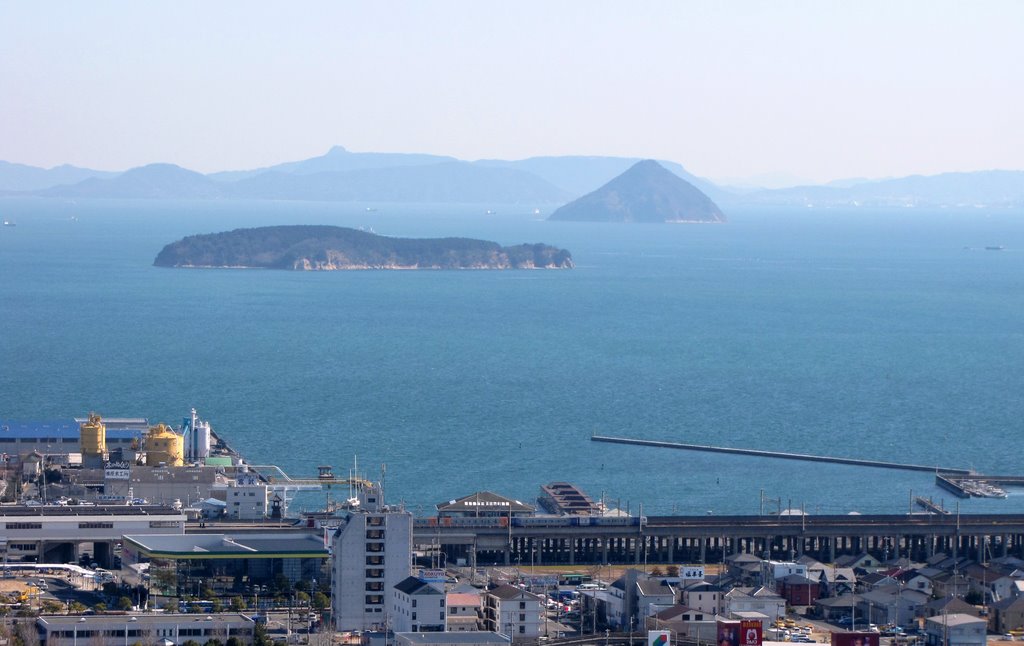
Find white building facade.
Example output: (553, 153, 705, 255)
(483, 585, 543, 640)
(331, 484, 413, 632)
(391, 576, 446, 633)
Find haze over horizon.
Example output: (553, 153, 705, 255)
(2, 1, 1022, 187)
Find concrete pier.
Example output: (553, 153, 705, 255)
(591, 435, 972, 474)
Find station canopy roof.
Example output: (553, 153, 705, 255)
(436, 491, 535, 515)
(124, 532, 328, 560)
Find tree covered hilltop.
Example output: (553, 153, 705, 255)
(153, 225, 574, 270)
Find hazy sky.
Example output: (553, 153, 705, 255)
(2, 1, 1021, 184)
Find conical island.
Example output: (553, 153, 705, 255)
(548, 159, 726, 223)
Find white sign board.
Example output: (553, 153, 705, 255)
(648, 631, 671, 646)
(680, 565, 705, 580)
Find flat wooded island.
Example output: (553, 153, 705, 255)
(153, 225, 574, 270)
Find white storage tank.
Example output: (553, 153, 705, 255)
(195, 419, 211, 458)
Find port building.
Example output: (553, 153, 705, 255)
(0, 418, 144, 456)
(436, 492, 534, 519)
(0, 504, 185, 566)
(122, 532, 329, 590)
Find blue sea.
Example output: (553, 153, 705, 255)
(2, 197, 1024, 517)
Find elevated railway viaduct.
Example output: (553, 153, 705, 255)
(413, 514, 1024, 566)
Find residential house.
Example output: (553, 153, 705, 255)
(776, 574, 819, 607)
(814, 594, 861, 623)
(680, 581, 723, 616)
(761, 561, 808, 588)
(857, 587, 929, 628)
(725, 554, 763, 586)
(991, 596, 1024, 633)
(897, 571, 934, 598)
(800, 556, 856, 598)
(392, 576, 446, 633)
(447, 592, 483, 632)
(601, 570, 676, 629)
(923, 596, 981, 620)
(635, 579, 678, 623)
(860, 573, 900, 590)
(644, 605, 719, 642)
(835, 553, 882, 571)
(930, 572, 973, 600)
(483, 585, 543, 640)
(723, 587, 785, 623)
(923, 613, 986, 646)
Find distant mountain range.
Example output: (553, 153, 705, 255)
(0, 161, 118, 191)
(2, 146, 1022, 208)
(734, 170, 1024, 208)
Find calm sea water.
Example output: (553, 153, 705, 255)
(2, 197, 1024, 517)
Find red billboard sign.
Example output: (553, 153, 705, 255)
(831, 633, 880, 646)
(740, 620, 762, 646)
(718, 620, 741, 646)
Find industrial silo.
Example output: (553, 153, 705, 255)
(79, 412, 107, 468)
(145, 423, 184, 467)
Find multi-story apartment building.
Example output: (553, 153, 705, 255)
(331, 482, 412, 632)
(483, 585, 542, 641)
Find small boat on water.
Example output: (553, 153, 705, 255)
(2, 219, 15, 227)
(986, 246, 1005, 251)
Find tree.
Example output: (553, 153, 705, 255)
(16, 621, 40, 646)
(203, 640, 223, 646)
(666, 565, 679, 577)
(183, 641, 201, 646)
(163, 599, 180, 612)
(152, 567, 177, 594)
(229, 596, 246, 612)
(253, 624, 273, 646)
(68, 601, 87, 614)
(210, 598, 224, 613)
(295, 591, 310, 606)
(650, 566, 664, 577)
(226, 638, 243, 646)
(272, 574, 291, 594)
(118, 596, 134, 611)
(92, 603, 107, 613)
(312, 592, 329, 610)
(41, 600, 64, 614)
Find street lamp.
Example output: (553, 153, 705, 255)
(126, 616, 137, 646)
